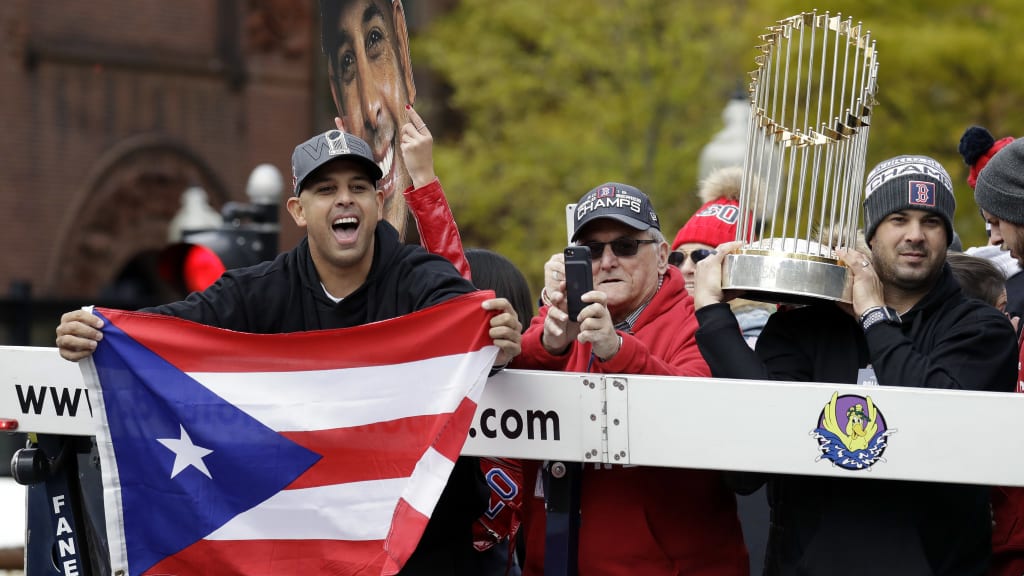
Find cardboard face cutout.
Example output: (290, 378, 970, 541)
(320, 0, 417, 238)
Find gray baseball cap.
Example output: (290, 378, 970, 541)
(291, 130, 383, 195)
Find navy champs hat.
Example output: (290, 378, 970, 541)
(291, 130, 383, 195)
(572, 182, 661, 241)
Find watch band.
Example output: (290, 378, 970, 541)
(860, 306, 901, 332)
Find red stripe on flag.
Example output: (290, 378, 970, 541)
(382, 499, 430, 576)
(145, 538, 388, 576)
(432, 396, 481, 463)
(281, 412, 453, 489)
(97, 290, 495, 373)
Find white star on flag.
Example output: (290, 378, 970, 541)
(158, 424, 214, 479)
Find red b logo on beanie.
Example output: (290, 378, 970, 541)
(909, 181, 935, 207)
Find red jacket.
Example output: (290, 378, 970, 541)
(513, 266, 748, 575)
(990, 342, 1024, 576)
(404, 179, 471, 280)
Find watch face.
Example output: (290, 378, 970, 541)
(882, 307, 901, 324)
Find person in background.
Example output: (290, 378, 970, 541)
(947, 252, 1011, 315)
(946, 251, 1020, 356)
(959, 125, 1024, 316)
(464, 248, 534, 576)
(515, 182, 748, 575)
(466, 249, 535, 327)
(694, 155, 1017, 575)
(671, 166, 775, 348)
(971, 137, 1024, 575)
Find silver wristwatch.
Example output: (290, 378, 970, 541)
(860, 306, 901, 332)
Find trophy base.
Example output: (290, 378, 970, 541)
(722, 250, 850, 305)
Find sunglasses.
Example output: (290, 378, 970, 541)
(579, 237, 658, 260)
(668, 248, 715, 267)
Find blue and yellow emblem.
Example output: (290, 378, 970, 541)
(812, 391, 894, 470)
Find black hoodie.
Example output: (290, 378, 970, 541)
(148, 221, 474, 332)
(695, 264, 1017, 576)
(146, 220, 488, 575)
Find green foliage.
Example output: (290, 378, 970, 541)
(417, 0, 755, 288)
(417, 0, 1024, 288)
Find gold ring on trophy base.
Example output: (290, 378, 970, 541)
(722, 252, 850, 305)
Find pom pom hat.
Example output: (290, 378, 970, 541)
(958, 125, 1014, 189)
(672, 167, 759, 250)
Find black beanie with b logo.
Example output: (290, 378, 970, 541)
(863, 155, 956, 246)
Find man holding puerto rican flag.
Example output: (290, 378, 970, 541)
(55, 129, 522, 575)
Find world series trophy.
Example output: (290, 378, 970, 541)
(723, 12, 879, 303)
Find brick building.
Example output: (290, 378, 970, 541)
(0, 0, 457, 347)
(0, 0, 325, 334)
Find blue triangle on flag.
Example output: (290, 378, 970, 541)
(92, 314, 321, 575)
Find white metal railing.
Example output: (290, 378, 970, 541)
(3, 345, 1023, 486)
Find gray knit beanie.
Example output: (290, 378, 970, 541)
(974, 137, 1024, 226)
(863, 155, 955, 245)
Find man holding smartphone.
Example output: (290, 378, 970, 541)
(512, 183, 748, 575)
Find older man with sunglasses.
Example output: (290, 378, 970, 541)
(512, 182, 748, 575)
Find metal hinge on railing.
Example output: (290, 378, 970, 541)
(578, 375, 629, 465)
(606, 377, 629, 464)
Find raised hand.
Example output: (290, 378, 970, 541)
(399, 106, 436, 189)
(540, 252, 580, 354)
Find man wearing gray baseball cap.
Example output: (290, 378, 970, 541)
(55, 128, 524, 574)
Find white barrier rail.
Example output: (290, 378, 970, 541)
(3, 345, 1023, 486)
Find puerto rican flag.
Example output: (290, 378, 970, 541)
(80, 292, 498, 576)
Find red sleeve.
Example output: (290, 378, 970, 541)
(403, 178, 472, 280)
(599, 300, 710, 377)
(511, 306, 574, 371)
(1017, 340, 1024, 393)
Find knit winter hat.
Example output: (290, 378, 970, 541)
(672, 167, 754, 250)
(975, 137, 1024, 226)
(958, 125, 1015, 189)
(863, 155, 956, 245)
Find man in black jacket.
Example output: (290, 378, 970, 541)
(692, 155, 1017, 576)
(56, 129, 523, 574)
